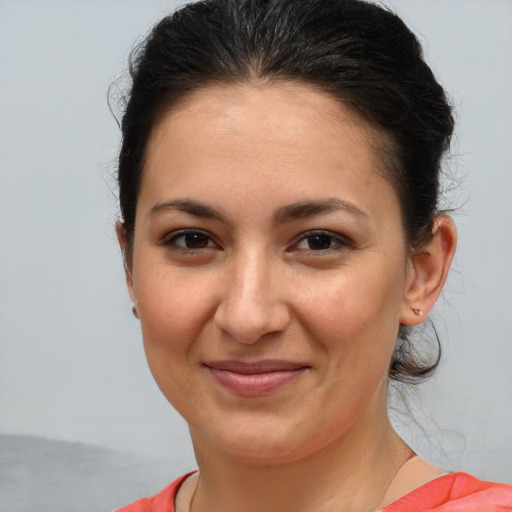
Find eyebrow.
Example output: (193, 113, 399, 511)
(274, 198, 368, 224)
(148, 197, 367, 224)
(148, 198, 229, 223)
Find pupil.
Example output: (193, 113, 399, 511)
(185, 233, 208, 248)
(308, 235, 332, 250)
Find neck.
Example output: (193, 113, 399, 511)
(189, 406, 412, 512)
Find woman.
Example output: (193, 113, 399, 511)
(113, 0, 512, 510)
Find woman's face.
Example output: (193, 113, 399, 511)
(125, 83, 416, 463)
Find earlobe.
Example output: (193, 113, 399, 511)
(400, 215, 457, 326)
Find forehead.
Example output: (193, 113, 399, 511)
(148, 82, 384, 165)
(140, 82, 400, 222)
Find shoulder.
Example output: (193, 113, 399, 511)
(383, 472, 512, 511)
(113, 473, 194, 512)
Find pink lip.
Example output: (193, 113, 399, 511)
(204, 360, 309, 396)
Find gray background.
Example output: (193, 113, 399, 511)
(0, 0, 511, 510)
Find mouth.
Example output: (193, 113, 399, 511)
(203, 360, 309, 396)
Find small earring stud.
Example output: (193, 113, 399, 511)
(412, 308, 423, 316)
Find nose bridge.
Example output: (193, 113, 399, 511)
(214, 244, 289, 344)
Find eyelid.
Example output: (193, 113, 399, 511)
(158, 228, 221, 250)
(157, 228, 353, 253)
(289, 229, 354, 252)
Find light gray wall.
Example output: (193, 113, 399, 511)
(1, 0, 511, 504)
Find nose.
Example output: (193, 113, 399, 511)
(213, 251, 291, 345)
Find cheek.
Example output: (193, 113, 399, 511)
(134, 271, 221, 414)
(134, 265, 218, 369)
(296, 265, 404, 366)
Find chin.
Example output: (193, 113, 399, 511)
(220, 440, 308, 466)
(191, 413, 336, 466)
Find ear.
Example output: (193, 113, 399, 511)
(116, 220, 139, 317)
(400, 215, 457, 326)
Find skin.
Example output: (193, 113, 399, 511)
(118, 82, 456, 512)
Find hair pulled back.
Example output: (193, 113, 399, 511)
(117, 0, 454, 384)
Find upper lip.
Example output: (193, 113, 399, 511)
(203, 360, 309, 374)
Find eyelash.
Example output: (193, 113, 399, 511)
(160, 229, 352, 254)
(160, 229, 220, 252)
(289, 230, 353, 253)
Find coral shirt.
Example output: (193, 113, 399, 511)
(115, 472, 512, 512)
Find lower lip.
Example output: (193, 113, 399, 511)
(206, 367, 307, 396)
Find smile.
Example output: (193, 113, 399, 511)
(203, 360, 309, 397)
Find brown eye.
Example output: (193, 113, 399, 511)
(306, 234, 335, 250)
(163, 230, 218, 251)
(182, 232, 210, 249)
(292, 230, 351, 253)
